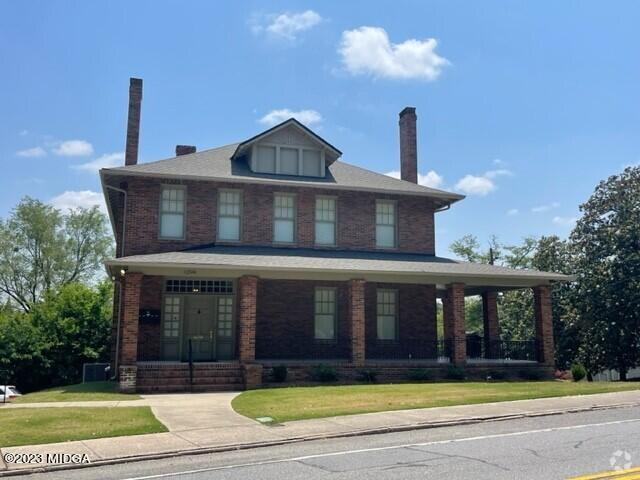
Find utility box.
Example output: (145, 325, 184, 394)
(82, 363, 110, 382)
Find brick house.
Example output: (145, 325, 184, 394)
(103, 79, 569, 392)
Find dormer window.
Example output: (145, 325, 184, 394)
(235, 119, 342, 178)
(252, 144, 324, 177)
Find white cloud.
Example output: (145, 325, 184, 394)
(484, 169, 513, 179)
(251, 10, 322, 40)
(52, 139, 94, 156)
(531, 202, 560, 213)
(506, 208, 519, 216)
(72, 152, 124, 172)
(259, 109, 322, 127)
(16, 146, 46, 158)
(338, 26, 449, 81)
(455, 175, 496, 196)
(552, 216, 577, 226)
(493, 158, 505, 166)
(49, 190, 106, 214)
(385, 170, 444, 189)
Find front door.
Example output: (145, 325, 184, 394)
(184, 296, 215, 361)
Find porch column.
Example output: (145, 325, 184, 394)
(348, 279, 366, 366)
(482, 291, 500, 359)
(238, 275, 258, 363)
(533, 285, 555, 366)
(119, 272, 143, 392)
(443, 283, 466, 365)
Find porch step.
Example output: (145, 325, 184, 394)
(136, 363, 245, 393)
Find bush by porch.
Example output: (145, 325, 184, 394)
(232, 381, 640, 423)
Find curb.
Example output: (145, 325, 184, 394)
(1, 401, 638, 477)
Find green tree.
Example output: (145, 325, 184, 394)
(571, 166, 640, 380)
(0, 280, 113, 391)
(0, 197, 112, 311)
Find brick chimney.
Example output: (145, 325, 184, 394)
(124, 78, 143, 166)
(399, 106, 418, 183)
(175, 145, 196, 156)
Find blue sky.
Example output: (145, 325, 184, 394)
(1, 1, 638, 256)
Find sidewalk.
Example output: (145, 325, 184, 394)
(1, 390, 639, 475)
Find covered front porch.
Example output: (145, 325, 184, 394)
(107, 246, 564, 391)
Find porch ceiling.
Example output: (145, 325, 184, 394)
(105, 245, 572, 289)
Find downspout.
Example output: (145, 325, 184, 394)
(111, 277, 123, 380)
(435, 203, 451, 213)
(105, 184, 128, 378)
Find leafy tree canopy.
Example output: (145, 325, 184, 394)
(0, 197, 112, 311)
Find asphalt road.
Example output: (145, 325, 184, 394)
(15, 406, 640, 480)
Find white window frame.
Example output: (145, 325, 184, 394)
(314, 196, 337, 246)
(376, 289, 398, 341)
(314, 287, 337, 341)
(217, 189, 243, 242)
(251, 143, 325, 178)
(375, 199, 397, 249)
(273, 193, 297, 244)
(159, 185, 186, 240)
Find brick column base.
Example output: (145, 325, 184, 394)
(534, 285, 555, 366)
(238, 275, 258, 363)
(482, 291, 500, 358)
(443, 283, 466, 365)
(243, 363, 263, 389)
(348, 279, 366, 366)
(118, 365, 137, 393)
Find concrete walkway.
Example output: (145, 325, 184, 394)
(1, 390, 639, 474)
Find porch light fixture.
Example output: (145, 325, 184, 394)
(119, 267, 128, 277)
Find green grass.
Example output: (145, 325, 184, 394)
(232, 381, 640, 423)
(0, 407, 167, 447)
(12, 382, 140, 403)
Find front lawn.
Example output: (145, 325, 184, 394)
(12, 381, 140, 403)
(0, 407, 167, 447)
(232, 381, 640, 423)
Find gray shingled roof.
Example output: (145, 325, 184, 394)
(106, 246, 571, 288)
(101, 143, 464, 206)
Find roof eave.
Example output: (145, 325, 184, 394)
(99, 168, 464, 205)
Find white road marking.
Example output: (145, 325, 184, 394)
(121, 417, 640, 480)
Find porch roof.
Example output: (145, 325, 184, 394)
(105, 246, 573, 292)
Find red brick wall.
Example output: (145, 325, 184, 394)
(113, 177, 436, 256)
(120, 272, 143, 365)
(254, 279, 437, 360)
(238, 275, 258, 362)
(364, 283, 437, 359)
(137, 276, 163, 361)
(255, 279, 350, 360)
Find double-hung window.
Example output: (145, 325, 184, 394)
(159, 186, 185, 239)
(315, 197, 336, 245)
(376, 200, 396, 248)
(314, 287, 336, 340)
(218, 190, 242, 241)
(273, 193, 296, 243)
(376, 289, 398, 340)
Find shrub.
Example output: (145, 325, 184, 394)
(271, 365, 288, 383)
(571, 363, 587, 382)
(310, 364, 338, 382)
(445, 365, 466, 380)
(407, 368, 433, 382)
(518, 369, 545, 381)
(486, 369, 507, 381)
(356, 369, 378, 382)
